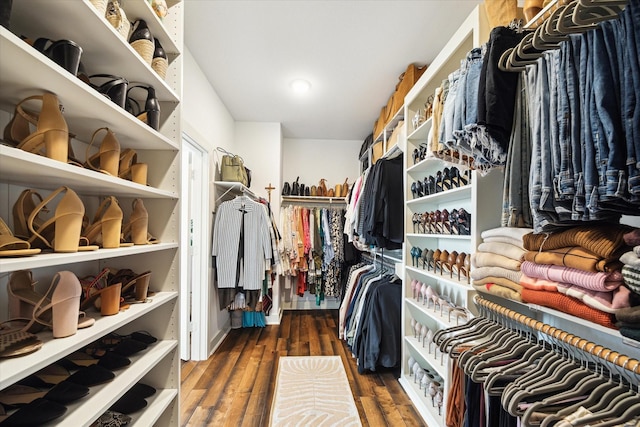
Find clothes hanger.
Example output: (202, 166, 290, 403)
(461, 330, 524, 376)
(432, 315, 492, 345)
(484, 343, 549, 396)
(457, 326, 520, 371)
(572, 0, 623, 25)
(439, 320, 503, 355)
(470, 334, 540, 383)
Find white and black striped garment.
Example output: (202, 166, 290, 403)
(212, 196, 272, 290)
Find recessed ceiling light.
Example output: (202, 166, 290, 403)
(290, 79, 311, 94)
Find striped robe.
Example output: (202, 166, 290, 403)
(212, 196, 272, 290)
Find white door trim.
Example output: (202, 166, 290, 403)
(180, 133, 210, 361)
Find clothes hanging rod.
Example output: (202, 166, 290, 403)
(474, 295, 640, 373)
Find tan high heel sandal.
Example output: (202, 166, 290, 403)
(122, 198, 149, 245)
(26, 187, 94, 253)
(3, 93, 69, 163)
(0, 218, 41, 257)
(83, 196, 123, 249)
(119, 148, 148, 185)
(85, 127, 121, 177)
(12, 190, 46, 241)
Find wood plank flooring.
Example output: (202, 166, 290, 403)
(180, 310, 425, 426)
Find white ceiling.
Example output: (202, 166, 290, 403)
(184, 0, 484, 141)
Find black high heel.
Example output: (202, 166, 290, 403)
(88, 74, 129, 109)
(457, 208, 472, 235)
(413, 148, 420, 165)
(152, 38, 168, 79)
(33, 38, 82, 75)
(411, 182, 418, 199)
(125, 85, 160, 131)
(416, 180, 425, 198)
(435, 171, 443, 193)
(442, 167, 452, 191)
(129, 20, 154, 65)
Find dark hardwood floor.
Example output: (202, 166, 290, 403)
(180, 310, 425, 426)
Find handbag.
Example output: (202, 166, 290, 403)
(217, 147, 248, 186)
(282, 182, 291, 196)
(341, 178, 349, 197)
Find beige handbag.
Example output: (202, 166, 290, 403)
(217, 147, 249, 186)
(341, 178, 349, 197)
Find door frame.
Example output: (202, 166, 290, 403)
(180, 133, 210, 361)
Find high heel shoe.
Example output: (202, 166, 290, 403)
(438, 250, 450, 276)
(450, 166, 463, 187)
(128, 20, 154, 65)
(457, 208, 472, 236)
(8, 271, 94, 337)
(125, 84, 160, 131)
(80, 268, 121, 316)
(152, 38, 168, 79)
(88, 74, 129, 109)
(442, 167, 452, 191)
(454, 252, 467, 281)
(118, 148, 148, 185)
(435, 171, 443, 193)
(0, 218, 41, 257)
(84, 196, 123, 249)
(432, 249, 441, 274)
(12, 190, 45, 240)
(122, 199, 149, 245)
(85, 127, 121, 177)
(116, 269, 152, 302)
(33, 38, 82, 75)
(27, 187, 86, 253)
(447, 251, 458, 279)
(3, 93, 69, 163)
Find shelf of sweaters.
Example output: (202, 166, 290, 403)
(9, 1, 180, 101)
(405, 335, 449, 380)
(0, 243, 178, 274)
(406, 297, 468, 330)
(0, 291, 178, 389)
(0, 146, 178, 199)
(398, 375, 444, 427)
(50, 341, 177, 427)
(0, 29, 180, 150)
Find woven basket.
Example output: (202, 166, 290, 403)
(152, 57, 168, 79)
(106, 0, 131, 40)
(89, 0, 108, 17)
(131, 39, 154, 65)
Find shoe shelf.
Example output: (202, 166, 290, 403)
(406, 297, 464, 330)
(398, 375, 444, 427)
(406, 185, 472, 206)
(0, 243, 178, 274)
(407, 116, 433, 142)
(120, 0, 181, 57)
(406, 232, 471, 241)
(404, 335, 449, 379)
(0, 146, 178, 199)
(53, 340, 178, 427)
(130, 388, 179, 427)
(0, 291, 178, 389)
(0, 29, 179, 151)
(10, 1, 180, 103)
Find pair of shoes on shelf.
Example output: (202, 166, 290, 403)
(129, 19, 168, 80)
(83, 127, 148, 185)
(0, 217, 41, 257)
(6, 270, 95, 337)
(32, 37, 83, 76)
(109, 382, 156, 415)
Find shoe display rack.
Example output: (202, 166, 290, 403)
(398, 6, 496, 426)
(0, 1, 183, 426)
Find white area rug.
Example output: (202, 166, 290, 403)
(270, 356, 362, 427)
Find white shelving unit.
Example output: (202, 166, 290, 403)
(399, 6, 494, 426)
(0, 1, 183, 425)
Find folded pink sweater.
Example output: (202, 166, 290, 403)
(556, 284, 632, 314)
(519, 273, 559, 292)
(521, 261, 624, 292)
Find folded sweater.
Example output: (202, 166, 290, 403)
(622, 264, 640, 296)
(472, 251, 522, 271)
(473, 276, 523, 293)
(473, 283, 522, 302)
(623, 229, 640, 246)
(481, 227, 532, 249)
(523, 247, 622, 273)
(477, 241, 526, 261)
(519, 274, 559, 292)
(556, 284, 632, 314)
(620, 251, 640, 268)
(523, 224, 634, 259)
(521, 261, 624, 292)
(471, 266, 522, 284)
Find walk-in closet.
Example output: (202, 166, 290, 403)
(1, 0, 639, 426)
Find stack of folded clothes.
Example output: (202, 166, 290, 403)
(521, 224, 637, 329)
(616, 229, 640, 341)
(471, 227, 533, 302)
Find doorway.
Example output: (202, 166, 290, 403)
(180, 134, 209, 360)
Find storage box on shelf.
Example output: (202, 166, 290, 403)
(399, 5, 493, 425)
(0, 1, 183, 425)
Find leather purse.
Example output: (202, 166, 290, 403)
(291, 177, 300, 196)
(341, 178, 349, 197)
(318, 179, 327, 197)
(327, 188, 335, 197)
(304, 186, 310, 196)
(310, 185, 317, 196)
(217, 147, 248, 186)
(300, 183, 306, 197)
(335, 183, 342, 198)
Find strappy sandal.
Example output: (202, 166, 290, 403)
(83, 196, 123, 249)
(12, 189, 46, 240)
(32, 38, 82, 75)
(0, 218, 41, 257)
(85, 128, 121, 177)
(125, 84, 160, 131)
(88, 74, 129, 109)
(0, 329, 42, 358)
(3, 93, 69, 163)
(121, 271, 152, 302)
(80, 268, 122, 316)
(26, 186, 96, 253)
(121, 199, 149, 245)
(118, 148, 148, 185)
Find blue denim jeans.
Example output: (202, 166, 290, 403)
(439, 70, 460, 150)
(453, 47, 484, 156)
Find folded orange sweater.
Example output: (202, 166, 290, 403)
(521, 288, 616, 329)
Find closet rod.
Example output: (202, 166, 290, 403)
(474, 295, 640, 374)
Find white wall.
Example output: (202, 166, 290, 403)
(182, 47, 236, 357)
(282, 138, 362, 193)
